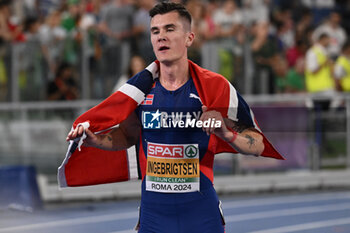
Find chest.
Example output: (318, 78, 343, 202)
(138, 80, 203, 129)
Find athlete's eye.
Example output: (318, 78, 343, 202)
(167, 28, 174, 32)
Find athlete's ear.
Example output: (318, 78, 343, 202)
(185, 31, 195, 48)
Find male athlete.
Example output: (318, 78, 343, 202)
(67, 2, 276, 233)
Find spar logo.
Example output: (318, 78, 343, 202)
(148, 142, 199, 158)
(184, 145, 198, 158)
(142, 109, 221, 129)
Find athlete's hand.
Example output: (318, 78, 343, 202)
(66, 125, 84, 141)
(66, 126, 101, 147)
(200, 106, 232, 141)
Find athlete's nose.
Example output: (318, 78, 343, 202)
(157, 30, 167, 42)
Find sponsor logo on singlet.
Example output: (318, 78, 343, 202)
(142, 110, 221, 129)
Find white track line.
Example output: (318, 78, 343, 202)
(225, 202, 350, 223)
(107, 230, 135, 233)
(222, 191, 350, 209)
(0, 211, 137, 232)
(247, 217, 350, 233)
(1, 192, 350, 232)
(104, 203, 350, 233)
(3, 203, 350, 232)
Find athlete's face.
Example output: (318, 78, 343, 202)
(150, 11, 194, 64)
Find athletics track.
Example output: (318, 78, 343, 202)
(1, 190, 350, 233)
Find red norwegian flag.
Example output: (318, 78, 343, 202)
(142, 94, 154, 105)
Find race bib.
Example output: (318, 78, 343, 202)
(146, 142, 200, 193)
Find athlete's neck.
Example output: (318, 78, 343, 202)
(159, 59, 189, 91)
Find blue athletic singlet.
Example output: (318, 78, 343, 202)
(135, 78, 225, 233)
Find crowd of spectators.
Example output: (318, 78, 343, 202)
(0, 0, 349, 102)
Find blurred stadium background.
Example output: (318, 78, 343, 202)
(1, 0, 350, 232)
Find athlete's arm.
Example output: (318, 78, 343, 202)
(66, 112, 141, 151)
(200, 106, 264, 156)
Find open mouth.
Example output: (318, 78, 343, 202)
(159, 46, 170, 51)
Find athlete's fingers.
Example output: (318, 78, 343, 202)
(85, 128, 95, 138)
(209, 111, 226, 135)
(204, 125, 210, 135)
(83, 129, 97, 147)
(73, 126, 82, 138)
(66, 125, 84, 141)
(66, 132, 71, 141)
(80, 125, 85, 135)
(208, 112, 218, 135)
(199, 106, 210, 122)
(66, 128, 77, 141)
(201, 109, 227, 136)
(209, 123, 216, 134)
(200, 111, 208, 133)
(201, 110, 214, 135)
(206, 113, 213, 135)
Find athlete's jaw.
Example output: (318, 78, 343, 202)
(157, 45, 171, 56)
(155, 43, 175, 63)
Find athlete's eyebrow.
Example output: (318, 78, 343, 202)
(164, 24, 176, 29)
(151, 24, 176, 33)
(150, 26, 158, 33)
